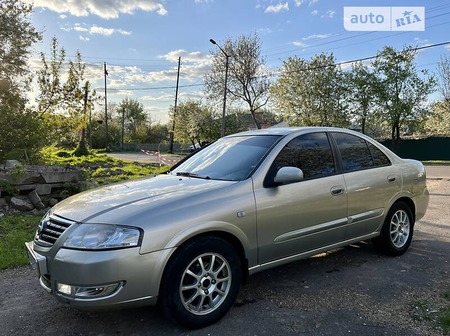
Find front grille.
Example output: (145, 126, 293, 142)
(35, 215, 75, 247)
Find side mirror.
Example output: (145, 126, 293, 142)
(273, 167, 304, 185)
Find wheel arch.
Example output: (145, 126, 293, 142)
(160, 230, 249, 293)
(392, 197, 416, 222)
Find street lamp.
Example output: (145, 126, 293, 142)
(210, 38, 229, 137)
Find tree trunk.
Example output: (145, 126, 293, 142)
(250, 110, 261, 129)
(391, 122, 401, 154)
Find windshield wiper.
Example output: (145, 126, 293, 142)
(175, 172, 210, 180)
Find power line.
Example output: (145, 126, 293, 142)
(97, 41, 450, 92)
(265, 11, 450, 61)
(102, 82, 204, 91)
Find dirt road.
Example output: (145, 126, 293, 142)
(1, 179, 449, 336)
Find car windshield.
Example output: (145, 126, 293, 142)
(172, 135, 281, 181)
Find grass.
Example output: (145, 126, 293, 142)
(422, 160, 450, 165)
(411, 293, 450, 334)
(441, 291, 450, 334)
(40, 146, 170, 187)
(0, 214, 41, 270)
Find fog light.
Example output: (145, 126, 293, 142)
(56, 281, 124, 299)
(57, 283, 72, 295)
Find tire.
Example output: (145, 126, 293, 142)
(373, 202, 414, 256)
(159, 236, 242, 329)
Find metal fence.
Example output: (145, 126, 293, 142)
(380, 137, 450, 160)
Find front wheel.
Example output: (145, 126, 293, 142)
(159, 236, 242, 328)
(373, 202, 414, 256)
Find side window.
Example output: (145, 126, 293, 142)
(332, 133, 373, 172)
(272, 132, 336, 180)
(367, 142, 391, 167)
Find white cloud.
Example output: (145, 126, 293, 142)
(101, 51, 210, 87)
(160, 49, 210, 64)
(311, 10, 318, 15)
(309, 0, 318, 6)
(141, 94, 174, 102)
(91, 26, 131, 36)
(194, 0, 213, 3)
(59, 14, 67, 19)
(257, 28, 273, 35)
(265, 2, 289, 14)
(24, 0, 167, 19)
(79, 36, 90, 41)
(321, 10, 335, 18)
(292, 34, 332, 48)
(294, 0, 303, 7)
(292, 41, 307, 47)
(302, 33, 332, 41)
(62, 23, 132, 36)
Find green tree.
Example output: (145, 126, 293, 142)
(117, 98, 149, 143)
(426, 54, 450, 136)
(0, 0, 41, 91)
(37, 44, 97, 154)
(172, 100, 217, 145)
(346, 62, 377, 134)
(0, 0, 42, 162)
(89, 111, 122, 149)
(37, 37, 65, 118)
(204, 33, 270, 130)
(271, 53, 348, 127)
(372, 46, 435, 151)
(436, 54, 450, 102)
(425, 101, 450, 136)
(148, 123, 169, 144)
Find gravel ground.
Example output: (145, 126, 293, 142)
(0, 179, 449, 336)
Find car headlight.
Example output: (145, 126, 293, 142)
(63, 224, 142, 250)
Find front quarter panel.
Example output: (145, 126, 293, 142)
(136, 179, 258, 266)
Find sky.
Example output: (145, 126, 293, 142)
(25, 0, 450, 124)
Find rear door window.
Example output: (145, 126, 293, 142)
(332, 132, 373, 172)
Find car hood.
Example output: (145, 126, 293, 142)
(51, 174, 236, 223)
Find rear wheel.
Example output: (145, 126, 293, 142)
(159, 236, 242, 328)
(373, 202, 414, 256)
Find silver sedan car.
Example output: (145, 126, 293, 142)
(26, 127, 429, 328)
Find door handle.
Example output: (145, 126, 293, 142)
(330, 185, 344, 196)
(387, 175, 396, 183)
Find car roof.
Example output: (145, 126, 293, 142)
(228, 126, 358, 137)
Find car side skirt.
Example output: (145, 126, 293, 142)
(248, 231, 380, 275)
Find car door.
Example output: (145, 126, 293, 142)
(331, 132, 401, 239)
(254, 132, 348, 264)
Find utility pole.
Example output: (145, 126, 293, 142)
(81, 81, 89, 148)
(209, 39, 229, 137)
(169, 56, 181, 153)
(104, 62, 109, 150)
(121, 107, 125, 149)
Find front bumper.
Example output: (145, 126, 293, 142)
(25, 240, 173, 309)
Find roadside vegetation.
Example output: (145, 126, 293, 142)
(40, 146, 169, 187)
(422, 160, 450, 165)
(442, 291, 450, 334)
(0, 214, 41, 269)
(0, 146, 172, 270)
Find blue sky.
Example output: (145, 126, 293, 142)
(26, 0, 450, 124)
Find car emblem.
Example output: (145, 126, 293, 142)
(37, 218, 48, 235)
